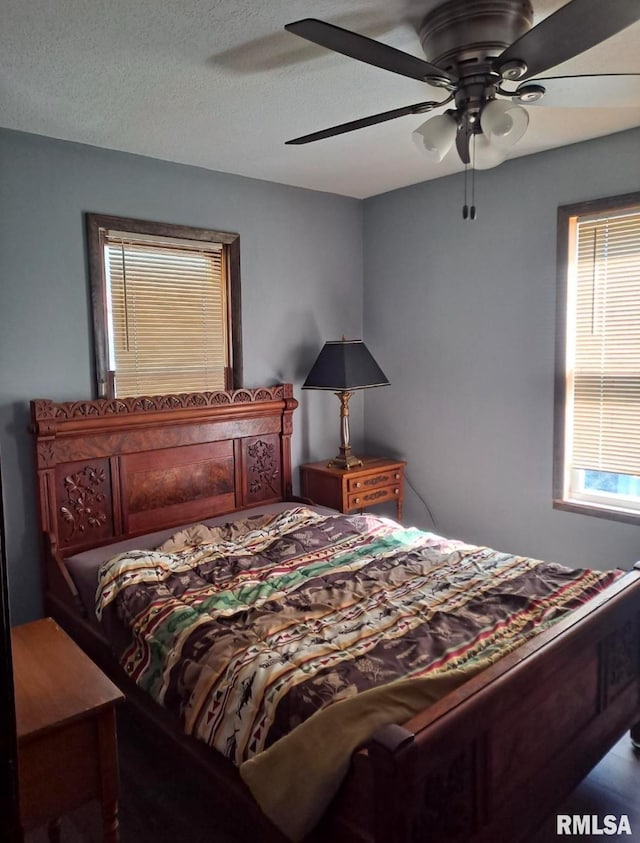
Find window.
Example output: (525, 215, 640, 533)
(554, 192, 640, 523)
(87, 214, 242, 398)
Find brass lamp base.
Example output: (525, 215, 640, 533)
(326, 391, 363, 470)
(327, 453, 363, 470)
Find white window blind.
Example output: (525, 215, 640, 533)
(104, 232, 229, 397)
(568, 206, 640, 477)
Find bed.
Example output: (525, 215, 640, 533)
(30, 384, 640, 843)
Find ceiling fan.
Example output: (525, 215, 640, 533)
(284, 0, 640, 172)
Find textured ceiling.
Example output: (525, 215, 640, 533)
(2, 0, 639, 198)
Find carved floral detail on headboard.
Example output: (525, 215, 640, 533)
(247, 439, 280, 497)
(38, 441, 57, 468)
(59, 466, 108, 540)
(32, 386, 290, 421)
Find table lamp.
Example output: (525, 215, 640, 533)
(302, 338, 389, 469)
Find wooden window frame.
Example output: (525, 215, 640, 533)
(553, 191, 640, 525)
(86, 213, 242, 398)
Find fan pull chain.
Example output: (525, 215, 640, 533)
(470, 135, 477, 220)
(463, 160, 469, 220)
(462, 134, 477, 221)
(470, 167, 477, 220)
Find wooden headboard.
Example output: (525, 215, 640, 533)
(31, 385, 297, 611)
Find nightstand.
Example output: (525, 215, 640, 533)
(12, 618, 124, 842)
(300, 457, 406, 521)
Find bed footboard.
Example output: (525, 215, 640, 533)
(322, 570, 640, 843)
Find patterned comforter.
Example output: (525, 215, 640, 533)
(96, 507, 621, 770)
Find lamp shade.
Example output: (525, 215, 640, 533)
(303, 340, 389, 391)
(480, 99, 529, 149)
(412, 113, 457, 162)
(472, 134, 509, 170)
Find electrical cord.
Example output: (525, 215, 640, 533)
(404, 471, 437, 530)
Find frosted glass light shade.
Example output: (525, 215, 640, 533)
(412, 114, 457, 161)
(481, 99, 529, 148)
(472, 135, 509, 170)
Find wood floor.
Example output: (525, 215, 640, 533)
(529, 734, 640, 842)
(26, 710, 640, 843)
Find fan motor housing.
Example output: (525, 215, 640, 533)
(419, 0, 534, 75)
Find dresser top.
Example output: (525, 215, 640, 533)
(12, 617, 123, 741)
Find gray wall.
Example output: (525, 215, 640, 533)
(363, 127, 640, 570)
(2, 126, 638, 623)
(0, 129, 364, 623)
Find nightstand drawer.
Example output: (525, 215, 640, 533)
(348, 484, 400, 510)
(347, 467, 404, 494)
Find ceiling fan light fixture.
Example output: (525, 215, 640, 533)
(284, 2, 640, 188)
(480, 99, 529, 149)
(412, 113, 457, 162)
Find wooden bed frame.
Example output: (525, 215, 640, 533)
(30, 385, 640, 843)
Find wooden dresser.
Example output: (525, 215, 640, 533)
(12, 618, 124, 842)
(300, 456, 406, 520)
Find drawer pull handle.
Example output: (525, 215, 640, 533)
(355, 482, 361, 488)
(354, 498, 360, 504)
(395, 473, 400, 480)
(394, 488, 399, 495)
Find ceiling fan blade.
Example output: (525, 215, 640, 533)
(285, 18, 456, 85)
(286, 101, 442, 145)
(517, 74, 640, 108)
(498, 0, 640, 80)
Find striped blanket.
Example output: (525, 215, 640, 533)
(95, 507, 622, 838)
